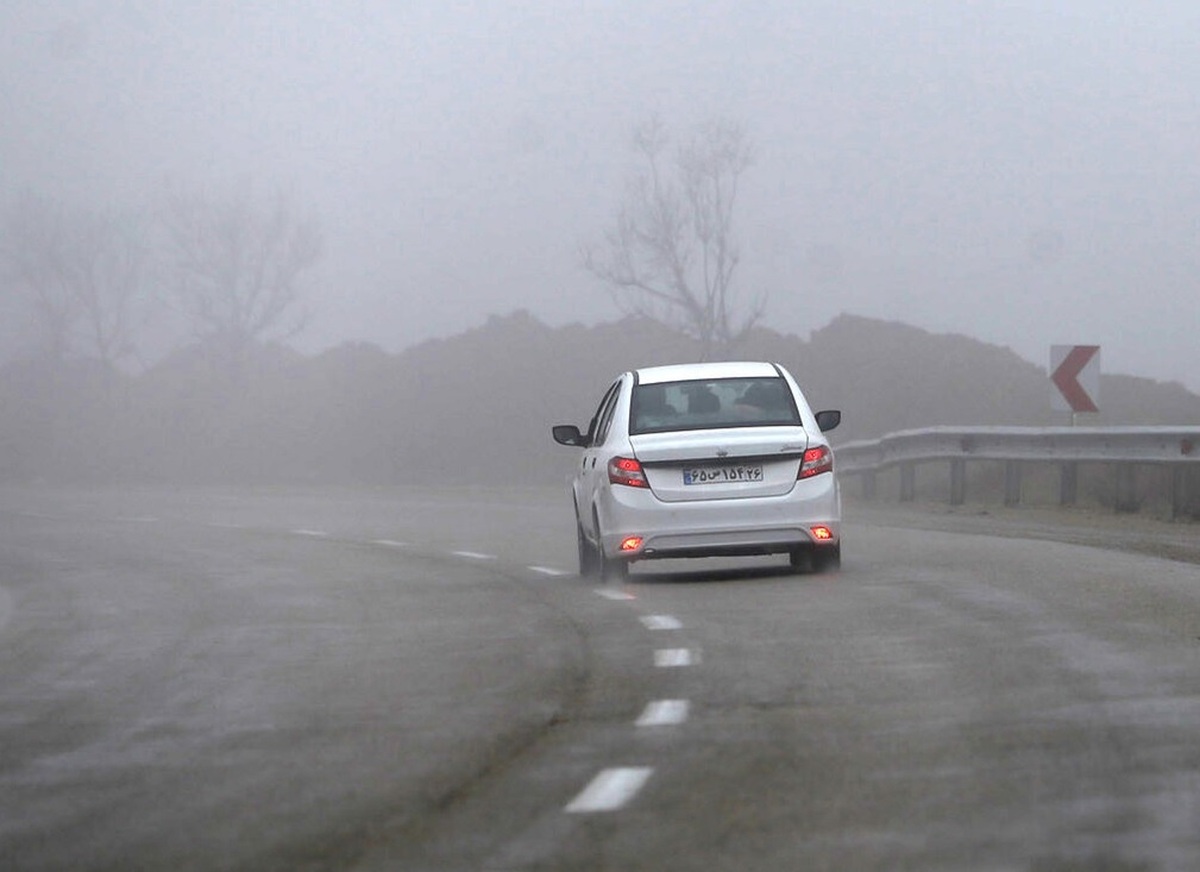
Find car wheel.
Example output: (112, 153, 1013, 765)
(599, 547, 629, 583)
(811, 543, 842, 573)
(576, 516, 599, 577)
(593, 511, 629, 583)
(790, 544, 841, 574)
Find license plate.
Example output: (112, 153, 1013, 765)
(683, 464, 764, 485)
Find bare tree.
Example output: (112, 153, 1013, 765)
(161, 184, 322, 361)
(582, 117, 761, 359)
(3, 193, 78, 362)
(1, 192, 147, 367)
(71, 213, 149, 368)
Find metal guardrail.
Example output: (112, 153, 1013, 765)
(834, 426, 1200, 516)
(837, 426, 1200, 471)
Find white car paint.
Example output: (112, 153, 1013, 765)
(553, 361, 842, 577)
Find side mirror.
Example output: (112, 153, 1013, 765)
(815, 410, 841, 433)
(552, 424, 588, 447)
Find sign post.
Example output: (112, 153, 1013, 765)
(1050, 344, 1100, 423)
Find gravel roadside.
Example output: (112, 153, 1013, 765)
(845, 497, 1200, 566)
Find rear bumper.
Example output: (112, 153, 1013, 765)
(596, 473, 841, 561)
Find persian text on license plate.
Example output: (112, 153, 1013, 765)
(683, 465, 764, 485)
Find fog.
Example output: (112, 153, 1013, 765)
(3, 1, 1198, 389)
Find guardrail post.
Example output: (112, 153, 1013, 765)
(899, 463, 916, 502)
(1004, 461, 1022, 506)
(949, 459, 966, 506)
(1114, 464, 1138, 513)
(1171, 467, 1188, 520)
(1059, 462, 1078, 506)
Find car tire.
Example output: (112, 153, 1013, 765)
(593, 511, 629, 583)
(577, 516, 599, 577)
(599, 548, 629, 583)
(811, 543, 842, 573)
(790, 544, 841, 574)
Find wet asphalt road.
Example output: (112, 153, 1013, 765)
(1, 486, 1199, 871)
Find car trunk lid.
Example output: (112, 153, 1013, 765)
(630, 426, 809, 501)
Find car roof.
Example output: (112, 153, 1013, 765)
(634, 361, 782, 385)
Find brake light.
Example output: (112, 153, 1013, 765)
(620, 536, 644, 552)
(608, 456, 649, 488)
(810, 526, 833, 540)
(798, 445, 833, 479)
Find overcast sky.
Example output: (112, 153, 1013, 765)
(2, 1, 1198, 390)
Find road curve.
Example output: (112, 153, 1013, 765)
(1, 486, 1198, 871)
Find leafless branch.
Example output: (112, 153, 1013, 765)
(2, 192, 148, 366)
(581, 118, 759, 359)
(161, 184, 322, 361)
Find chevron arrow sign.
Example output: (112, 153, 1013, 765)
(1050, 345, 1100, 413)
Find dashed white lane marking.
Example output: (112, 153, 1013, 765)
(371, 539, 409, 548)
(565, 767, 654, 813)
(636, 700, 690, 727)
(528, 566, 570, 576)
(654, 648, 696, 668)
(452, 550, 496, 560)
(292, 530, 329, 538)
(640, 614, 683, 631)
(594, 588, 636, 601)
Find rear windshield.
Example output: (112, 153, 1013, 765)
(630, 376, 801, 435)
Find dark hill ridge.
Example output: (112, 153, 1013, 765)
(1, 311, 1197, 485)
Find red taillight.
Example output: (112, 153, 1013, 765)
(798, 445, 833, 479)
(620, 536, 644, 552)
(608, 456, 649, 488)
(810, 525, 833, 540)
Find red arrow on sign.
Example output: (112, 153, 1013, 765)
(1051, 345, 1100, 413)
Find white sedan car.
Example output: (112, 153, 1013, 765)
(552, 361, 842, 579)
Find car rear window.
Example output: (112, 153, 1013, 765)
(630, 377, 800, 435)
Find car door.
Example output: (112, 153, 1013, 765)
(576, 378, 623, 540)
